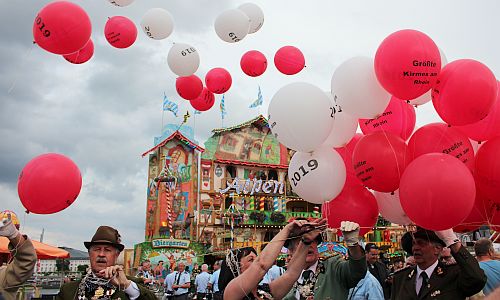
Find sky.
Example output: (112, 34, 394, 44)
(0, 0, 499, 250)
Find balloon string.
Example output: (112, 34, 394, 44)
(7, 42, 35, 94)
(379, 127, 403, 181)
(21, 211, 27, 233)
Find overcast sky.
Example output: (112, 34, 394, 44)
(1, 0, 498, 250)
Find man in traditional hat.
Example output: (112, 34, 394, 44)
(0, 218, 36, 300)
(391, 227, 486, 300)
(57, 226, 156, 300)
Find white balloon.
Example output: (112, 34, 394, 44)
(268, 82, 335, 152)
(331, 56, 391, 119)
(408, 48, 448, 106)
(322, 92, 358, 147)
(238, 3, 264, 34)
(288, 146, 346, 204)
(374, 190, 411, 225)
(214, 9, 250, 43)
(107, 0, 134, 7)
(141, 8, 174, 40)
(167, 43, 200, 76)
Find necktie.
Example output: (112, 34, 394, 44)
(418, 272, 429, 297)
(302, 270, 313, 282)
(175, 272, 181, 285)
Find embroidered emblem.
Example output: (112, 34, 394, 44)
(431, 290, 441, 297)
(94, 287, 104, 298)
(436, 266, 443, 275)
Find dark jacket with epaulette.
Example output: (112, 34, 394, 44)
(391, 245, 486, 300)
(57, 276, 157, 300)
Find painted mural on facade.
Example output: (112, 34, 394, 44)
(134, 241, 203, 272)
(145, 139, 197, 240)
(202, 120, 287, 167)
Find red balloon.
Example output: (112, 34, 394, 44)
(274, 46, 305, 75)
(33, 1, 92, 55)
(335, 133, 363, 187)
(322, 184, 379, 236)
(400, 153, 475, 230)
(432, 59, 497, 126)
(17, 153, 82, 214)
(176, 75, 203, 100)
(487, 203, 500, 231)
(190, 88, 215, 111)
(457, 81, 500, 142)
(205, 68, 232, 94)
(359, 96, 416, 141)
(374, 29, 441, 100)
(475, 191, 500, 231)
(352, 132, 410, 192)
(104, 16, 137, 49)
(63, 39, 94, 64)
(453, 196, 488, 233)
(408, 123, 474, 170)
(241, 50, 267, 77)
(474, 136, 500, 203)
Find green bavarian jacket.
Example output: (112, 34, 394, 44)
(0, 236, 37, 300)
(283, 251, 367, 300)
(57, 275, 157, 300)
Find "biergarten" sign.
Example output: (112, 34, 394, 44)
(152, 239, 190, 248)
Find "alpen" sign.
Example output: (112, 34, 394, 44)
(219, 178, 285, 195)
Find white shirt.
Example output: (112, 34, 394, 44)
(295, 260, 319, 299)
(173, 271, 191, 295)
(260, 265, 285, 284)
(195, 271, 212, 293)
(209, 269, 220, 292)
(415, 259, 439, 294)
(124, 281, 140, 300)
(164, 272, 176, 292)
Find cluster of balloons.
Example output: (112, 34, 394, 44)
(214, 3, 264, 43)
(18, 153, 82, 214)
(33, 1, 92, 63)
(34, 0, 177, 64)
(273, 28, 500, 234)
(174, 65, 231, 111)
(239, 46, 305, 77)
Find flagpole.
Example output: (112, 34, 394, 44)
(161, 110, 165, 135)
(193, 111, 196, 135)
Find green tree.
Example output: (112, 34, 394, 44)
(55, 259, 70, 272)
(77, 264, 88, 273)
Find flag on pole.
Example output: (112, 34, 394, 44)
(183, 111, 191, 123)
(163, 93, 178, 117)
(249, 86, 263, 108)
(220, 94, 227, 119)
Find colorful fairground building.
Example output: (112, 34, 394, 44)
(131, 115, 408, 273)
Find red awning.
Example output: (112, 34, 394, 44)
(0, 237, 70, 259)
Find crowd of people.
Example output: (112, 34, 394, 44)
(132, 221, 500, 300)
(1, 218, 500, 300)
